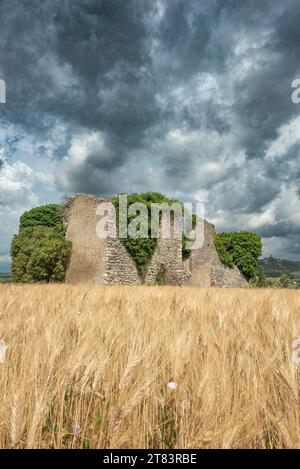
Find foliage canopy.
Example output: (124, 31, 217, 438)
(11, 205, 71, 283)
(213, 231, 262, 280)
(20, 204, 62, 229)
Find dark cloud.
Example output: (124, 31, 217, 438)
(1, 0, 300, 261)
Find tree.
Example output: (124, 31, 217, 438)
(213, 231, 262, 280)
(11, 205, 71, 283)
(20, 204, 62, 229)
(278, 273, 291, 288)
(256, 265, 267, 287)
(27, 236, 71, 282)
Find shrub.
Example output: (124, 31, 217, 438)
(11, 205, 71, 283)
(256, 265, 267, 287)
(278, 273, 291, 288)
(214, 231, 262, 280)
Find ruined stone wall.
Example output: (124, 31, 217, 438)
(189, 220, 219, 287)
(105, 237, 141, 285)
(105, 213, 141, 285)
(145, 238, 191, 285)
(65, 193, 248, 288)
(189, 219, 248, 288)
(65, 195, 140, 285)
(211, 264, 249, 288)
(65, 194, 107, 284)
(144, 212, 191, 285)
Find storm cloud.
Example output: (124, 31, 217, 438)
(1, 0, 300, 269)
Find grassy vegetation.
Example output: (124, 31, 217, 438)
(0, 285, 299, 448)
(266, 277, 300, 289)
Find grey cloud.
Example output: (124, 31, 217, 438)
(1, 0, 300, 262)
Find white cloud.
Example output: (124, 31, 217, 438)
(56, 131, 113, 192)
(0, 137, 59, 272)
(63, 132, 107, 165)
(273, 185, 300, 228)
(266, 116, 300, 160)
(0, 160, 36, 208)
(0, 255, 10, 264)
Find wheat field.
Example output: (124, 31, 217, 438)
(0, 284, 299, 449)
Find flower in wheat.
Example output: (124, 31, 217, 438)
(0, 339, 7, 364)
(167, 381, 178, 390)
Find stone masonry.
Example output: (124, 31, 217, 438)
(64, 194, 248, 287)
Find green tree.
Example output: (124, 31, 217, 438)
(11, 204, 71, 283)
(278, 273, 291, 288)
(20, 204, 62, 229)
(214, 231, 262, 280)
(256, 265, 267, 287)
(11, 226, 71, 283)
(27, 236, 71, 282)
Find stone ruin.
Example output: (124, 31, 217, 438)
(63, 193, 248, 287)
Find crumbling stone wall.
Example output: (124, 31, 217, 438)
(144, 212, 191, 285)
(211, 264, 249, 288)
(145, 238, 191, 286)
(105, 237, 141, 285)
(65, 194, 140, 285)
(64, 194, 248, 288)
(189, 219, 248, 288)
(65, 194, 106, 284)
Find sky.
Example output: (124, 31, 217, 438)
(1, 0, 300, 272)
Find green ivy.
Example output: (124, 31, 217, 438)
(182, 213, 197, 258)
(155, 264, 166, 285)
(112, 192, 184, 277)
(213, 231, 262, 280)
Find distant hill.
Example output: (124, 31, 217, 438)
(258, 257, 300, 278)
(0, 273, 12, 283)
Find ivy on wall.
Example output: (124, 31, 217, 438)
(213, 231, 262, 280)
(112, 192, 180, 277)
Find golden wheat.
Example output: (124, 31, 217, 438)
(0, 284, 299, 448)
